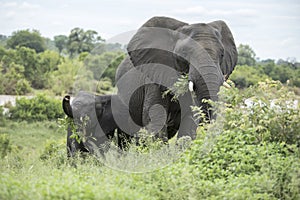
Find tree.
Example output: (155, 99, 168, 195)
(54, 35, 68, 54)
(0, 47, 18, 72)
(230, 65, 270, 88)
(6, 30, 46, 53)
(15, 47, 38, 85)
(67, 28, 104, 57)
(103, 53, 126, 85)
(0, 62, 31, 95)
(14, 47, 61, 89)
(34, 50, 62, 88)
(50, 59, 95, 95)
(0, 34, 8, 47)
(237, 44, 256, 66)
(84, 51, 125, 81)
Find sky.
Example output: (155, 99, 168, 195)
(1, 0, 299, 61)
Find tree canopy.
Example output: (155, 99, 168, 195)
(67, 28, 105, 57)
(1, 27, 300, 95)
(6, 30, 46, 53)
(54, 35, 68, 54)
(237, 44, 256, 66)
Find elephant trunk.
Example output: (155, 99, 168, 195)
(185, 48, 224, 119)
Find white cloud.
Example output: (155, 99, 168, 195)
(0, 0, 299, 60)
(170, 6, 206, 15)
(1, 2, 18, 8)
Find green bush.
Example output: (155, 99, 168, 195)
(230, 65, 270, 88)
(184, 80, 300, 198)
(219, 80, 300, 146)
(0, 106, 4, 121)
(0, 81, 299, 200)
(0, 134, 12, 158)
(0, 62, 32, 95)
(9, 93, 64, 122)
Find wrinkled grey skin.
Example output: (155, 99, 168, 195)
(115, 16, 237, 140)
(62, 92, 130, 156)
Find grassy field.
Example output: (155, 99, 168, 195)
(1, 82, 300, 200)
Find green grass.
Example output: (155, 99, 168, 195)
(0, 121, 64, 157)
(0, 81, 300, 199)
(1, 119, 299, 200)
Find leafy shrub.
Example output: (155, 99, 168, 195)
(1, 80, 299, 200)
(39, 139, 68, 168)
(95, 77, 113, 94)
(0, 134, 12, 158)
(0, 106, 4, 121)
(230, 65, 270, 88)
(9, 94, 64, 121)
(0, 62, 32, 95)
(184, 80, 300, 198)
(219, 80, 300, 146)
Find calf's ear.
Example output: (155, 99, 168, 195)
(62, 95, 73, 118)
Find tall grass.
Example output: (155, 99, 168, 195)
(1, 81, 300, 199)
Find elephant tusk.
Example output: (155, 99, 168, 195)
(223, 81, 231, 89)
(188, 81, 194, 92)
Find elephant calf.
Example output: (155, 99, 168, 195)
(62, 92, 131, 156)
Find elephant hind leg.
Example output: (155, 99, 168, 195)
(116, 129, 132, 150)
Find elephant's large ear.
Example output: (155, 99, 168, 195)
(63, 95, 73, 118)
(127, 16, 188, 68)
(208, 20, 237, 80)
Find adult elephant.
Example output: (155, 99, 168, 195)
(114, 16, 237, 141)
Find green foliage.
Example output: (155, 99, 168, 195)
(34, 50, 62, 89)
(230, 65, 270, 88)
(96, 77, 113, 94)
(1, 30, 300, 199)
(58, 116, 86, 144)
(186, 81, 300, 198)
(259, 59, 300, 87)
(0, 46, 18, 71)
(0, 80, 300, 200)
(54, 35, 68, 54)
(84, 51, 125, 81)
(6, 29, 46, 53)
(9, 94, 64, 122)
(218, 80, 300, 145)
(15, 46, 38, 86)
(0, 134, 12, 158)
(0, 62, 32, 95)
(13, 47, 61, 89)
(0, 34, 8, 46)
(50, 59, 95, 95)
(67, 28, 104, 57)
(102, 52, 126, 85)
(0, 106, 4, 122)
(162, 74, 189, 101)
(40, 139, 66, 161)
(237, 44, 256, 66)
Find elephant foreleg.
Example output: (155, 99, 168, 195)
(177, 113, 197, 140)
(142, 84, 168, 138)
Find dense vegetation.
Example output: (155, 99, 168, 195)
(0, 29, 299, 199)
(0, 81, 299, 199)
(0, 29, 125, 95)
(1, 30, 300, 96)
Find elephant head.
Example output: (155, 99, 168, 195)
(62, 92, 114, 154)
(126, 17, 237, 118)
(63, 92, 107, 131)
